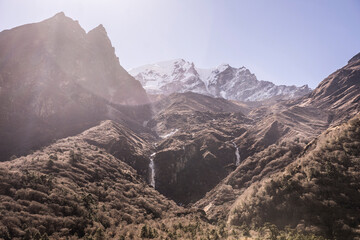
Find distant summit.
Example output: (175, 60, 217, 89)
(130, 59, 312, 102)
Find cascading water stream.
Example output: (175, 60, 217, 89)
(232, 142, 241, 166)
(149, 153, 156, 188)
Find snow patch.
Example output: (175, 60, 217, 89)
(216, 63, 230, 72)
(220, 91, 227, 99)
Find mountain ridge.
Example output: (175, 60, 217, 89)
(193, 51, 360, 238)
(130, 59, 312, 102)
(0, 12, 150, 162)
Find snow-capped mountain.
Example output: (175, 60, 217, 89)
(129, 59, 312, 101)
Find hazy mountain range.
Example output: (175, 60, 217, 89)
(129, 59, 312, 101)
(0, 13, 359, 240)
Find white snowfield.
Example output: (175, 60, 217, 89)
(129, 59, 311, 102)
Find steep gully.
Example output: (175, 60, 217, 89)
(147, 139, 241, 191)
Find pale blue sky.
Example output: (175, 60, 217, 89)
(0, 0, 359, 88)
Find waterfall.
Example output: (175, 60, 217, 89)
(232, 142, 241, 166)
(149, 153, 156, 188)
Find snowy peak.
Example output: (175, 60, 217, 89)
(216, 63, 231, 72)
(130, 59, 207, 95)
(129, 60, 312, 101)
(129, 59, 186, 76)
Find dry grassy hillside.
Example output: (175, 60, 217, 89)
(0, 121, 179, 239)
(227, 114, 360, 239)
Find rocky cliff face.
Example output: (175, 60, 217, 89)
(130, 59, 312, 101)
(0, 12, 150, 161)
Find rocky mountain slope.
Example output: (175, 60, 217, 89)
(0, 121, 182, 239)
(293, 51, 360, 124)
(129, 59, 311, 101)
(145, 90, 330, 205)
(223, 114, 360, 239)
(0, 105, 325, 240)
(0, 12, 150, 162)
(147, 92, 252, 204)
(194, 52, 360, 239)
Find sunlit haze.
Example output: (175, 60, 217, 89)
(1, 0, 359, 88)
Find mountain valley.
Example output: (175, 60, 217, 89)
(0, 13, 359, 240)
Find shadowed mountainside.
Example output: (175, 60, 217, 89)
(0, 12, 150, 162)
